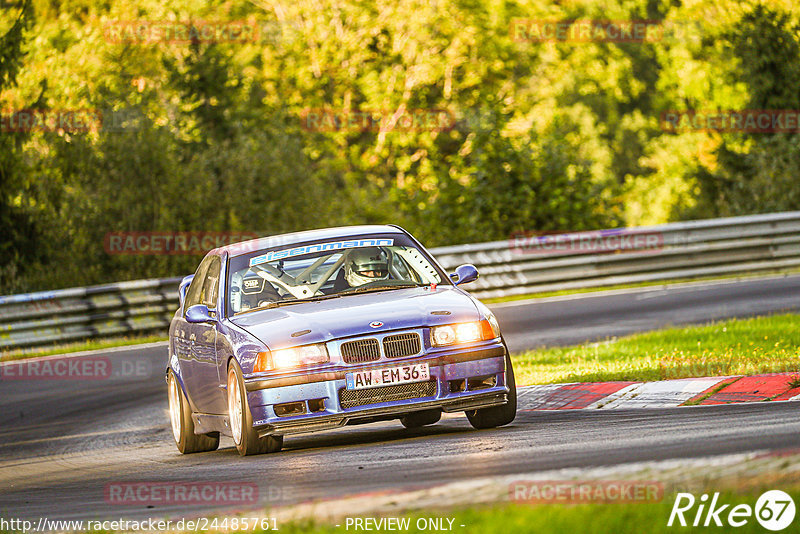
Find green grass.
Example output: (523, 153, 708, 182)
(0, 334, 167, 362)
(512, 313, 800, 385)
(272, 489, 800, 534)
(481, 268, 800, 304)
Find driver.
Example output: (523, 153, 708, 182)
(344, 247, 390, 287)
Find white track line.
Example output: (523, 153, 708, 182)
(584, 382, 642, 409)
(588, 377, 733, 409)
(0, 341, 168, 366)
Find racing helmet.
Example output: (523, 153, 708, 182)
(345, 247, 390, 287)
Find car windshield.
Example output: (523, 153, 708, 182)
(227, 234, 444, 315)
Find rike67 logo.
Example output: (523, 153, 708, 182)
(668, 490, 796, 531)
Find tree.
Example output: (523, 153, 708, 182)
(688, 4, 800, 218)
(0, 0, 36, 293)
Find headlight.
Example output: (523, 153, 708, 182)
(431, 319, 500, 347)
(253, 343, 329, 372)
(432, 324, 457, 346)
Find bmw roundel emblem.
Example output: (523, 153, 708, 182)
(369, 321, 383, 328)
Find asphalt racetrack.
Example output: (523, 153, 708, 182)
(2, 275, 799, 521)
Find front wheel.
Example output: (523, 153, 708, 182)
(227, 362, 283, 456)
(167, 370, 220, 454)
(466, 351, 517, 430)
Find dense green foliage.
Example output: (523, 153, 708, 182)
(1, 0, 799, 292)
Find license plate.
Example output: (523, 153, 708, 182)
(346, 363, 430, 390)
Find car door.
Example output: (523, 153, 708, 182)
(177, 256, 219, 414)
(173, 257, 210, 408)
(186, 256, 227, 414)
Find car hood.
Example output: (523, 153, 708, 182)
(229, 286, 480, 349)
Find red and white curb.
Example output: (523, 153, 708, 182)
(517, 373, 800, 410)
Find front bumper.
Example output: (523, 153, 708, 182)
(244, 342, 508, 437)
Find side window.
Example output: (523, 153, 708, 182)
(184, 257, 211, 315)
(200, 257, 222, 311)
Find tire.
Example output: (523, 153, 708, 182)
(227, 361, 283, 456)
(400, 409, 442, 429)
(466, 350, 517, 430)
(167, 370, 220, 454)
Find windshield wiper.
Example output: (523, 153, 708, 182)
(271, 294, 343, 307)
(338, 283, 426, 295)
(234, 293, 341, 315)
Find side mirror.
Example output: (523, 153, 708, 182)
(450, 264, 479, 286)
(186, 304, 216, 324)
(178, 274, 194, 308)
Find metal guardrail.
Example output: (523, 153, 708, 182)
(2, 212, 799, 350)
(0, 278, 181, 350)
(433, 211, 800, 299)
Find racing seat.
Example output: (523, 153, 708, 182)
(240, 275, 282, 309)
